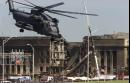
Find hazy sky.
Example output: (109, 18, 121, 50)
(0, 0, 129, 42)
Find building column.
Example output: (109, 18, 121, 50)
(110, 51, 113, 74)
(15, 65, 17, 75)
(10, 64, 12, 75)
(34, 50, 40, 74)
(9, 54, 12, 75)
(26, 65, 30, 75)
(124, 48, 128, 67)
(20, 65, 23, 75)
(4, 65, 6, 75)
(43, 66, 46, 72)
(104, 51, 107, 74)
(43, 51, 47, 73)
(117, 48, 128, 71)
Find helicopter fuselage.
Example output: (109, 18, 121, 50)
(12, 9, 60, 37)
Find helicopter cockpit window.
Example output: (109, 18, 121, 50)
(52, 18, 59, 23)
(31, 8, 37, 14)
(49, 22, 57, 32)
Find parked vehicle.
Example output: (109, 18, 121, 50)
(8, 76, 32, 83)
(0, 80, 12, 83)
(40, 75, 53, 83)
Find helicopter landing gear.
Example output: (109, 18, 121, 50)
(20, 29, 24, 32)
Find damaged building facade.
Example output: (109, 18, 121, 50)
(0, 37, 67, 79)
(0, 32, 129, 78)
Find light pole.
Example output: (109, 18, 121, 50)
(27, 44, 34, 82)
(2, 37, 15, 81)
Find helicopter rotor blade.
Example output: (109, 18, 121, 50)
(33, 2, 64, 14)
(50, 9, 98, 16)
(23, 1, 64, 9)
(13, 0, 34, 7)
(12, 1, 97, 18)
(18, 7, 32, 9)
(48, 10, 77, 19)
(23, 0, 37, 7)
(44, 2, 64, 9)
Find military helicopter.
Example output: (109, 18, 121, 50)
(7, 0, 98, 38)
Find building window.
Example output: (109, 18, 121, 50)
(113, 51, 117, 67)
(0, 66, 2, 73)
(40, 51, 45, 63)
(30, 65, 32, 73)
(113, 51, 117, 74)
(100, 51, 104, 68)
(106, 51, 110, 74)
(17, 65, 20, 74)
(6, 65, 9, 74)
(40, 67, 43, 72)
(12, 65, 15, 74)
(23, 65, 26, 74)
(40, 58, 44, 63)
